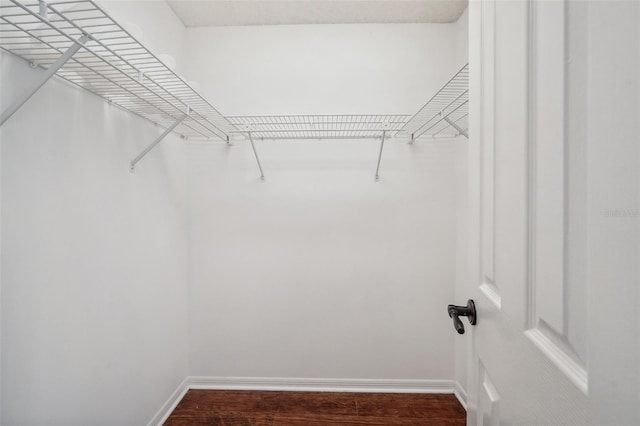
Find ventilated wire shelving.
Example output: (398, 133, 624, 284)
(226, 64, 470, 143)
(0, 0, 235, 141)
(0, 0, 469, 178)
(226, 114, 410, 140)
(402, 63, 469, 140)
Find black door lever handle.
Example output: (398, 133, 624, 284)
(447, 299, 477, 334)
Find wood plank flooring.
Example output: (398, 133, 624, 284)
(164, 390, 466, 425)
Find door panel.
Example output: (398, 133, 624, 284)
(491, 0, 528, 329)
(525, 0, 588, 394)
(472, 306, 589, 424)
(479, 0, 497, 307)
(467, 0, 639, 423)
(531, 0, 565, 336)
(468, 0, 590, 423)
(477, 362, 500, 426)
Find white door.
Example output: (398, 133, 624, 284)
(464, 0, 639, 424)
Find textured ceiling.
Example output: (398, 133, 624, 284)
(166, 0, 469, 27)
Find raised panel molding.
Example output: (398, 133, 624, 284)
(528, 0, 566, 336)
(525, 0, 588, 394)
(479, 282, 501, 309)
(525, 324, 588, 394)
(479, 0, 500, 309)
(477, 362, 501, 426)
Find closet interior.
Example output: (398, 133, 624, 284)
(0, 0, 470, 424)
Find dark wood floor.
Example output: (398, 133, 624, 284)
(164, 390, 466, 425)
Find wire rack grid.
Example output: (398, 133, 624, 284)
(402, 63, 469, 139)
(226, 114, 411, 140)
(0, 0, 235, 140)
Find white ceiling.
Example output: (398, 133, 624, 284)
(166, 0, 469, 27)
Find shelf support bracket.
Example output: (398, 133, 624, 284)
(247, 132, 265, 181)
(443, 116, 468, 139)
(375, 130, 387, 181)
(0, 34, 89, 127)
(39, 0, 48, 19)
(129, 111, 189, 173)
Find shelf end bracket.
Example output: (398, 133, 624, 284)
(247, 131, 265, 181)
(375, 130, 387, 181)
(39, 0, 49, 19)
(443, 116, 469, 139)
(0, 34, 89, 127)
(129, 111, 189, 173)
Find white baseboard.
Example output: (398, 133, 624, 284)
(454, 381, 467, 410)
(149, 376, 457, 424)
(147, 377, 189, 426)
(188, 376, 455, 394)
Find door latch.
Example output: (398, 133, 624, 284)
(447, 299, 477, 334)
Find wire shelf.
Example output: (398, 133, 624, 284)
(0, 0, 468, 148)
(402, 63, 469, 139)
(0, 0, 235, 140)
(226, 114, 411, 140)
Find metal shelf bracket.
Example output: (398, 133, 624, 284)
(247, 131, 265, 181)
(1, 0, 235, 142)
(38, 0, 48, 19)
(402, 63, 469, 140)
(129, 108, 190, 173)
(443, 116, 469, 139)
(0, 33, 89, 127)
(375, 130, 387, 181)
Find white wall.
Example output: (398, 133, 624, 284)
(0, 49, 188, 426)
(187, 139, 459, 380)
(185, 24, 459, 115)
(1, 3, 190, 424)
(454, 7, 469, 70)
(184, 23, 463, 382)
